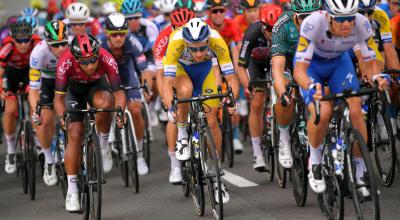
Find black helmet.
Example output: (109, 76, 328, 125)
(9, 21, 33, 38)
(44, 20, 68, 43)
(105, 12, 128, 31)
(240, 0, 260, 9)
(207, 0, 227, 9)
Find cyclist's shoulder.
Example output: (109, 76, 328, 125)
(31, 40, 50, 57)
(273, 11, 295, 32)
(371, 7, 390, 28)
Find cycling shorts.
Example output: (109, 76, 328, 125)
(65, 76, 112, 122)
(297, 52, 360, 106)
(3, 66, 29, 95)
(248, 60, 271, 92)
(177, 59, 219, 107)
(40, 78, 56, 107)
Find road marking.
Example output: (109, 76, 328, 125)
(222, 170, 259, 187)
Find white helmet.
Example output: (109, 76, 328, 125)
(193, 0, 207, 13)
(182, 18, 210, 43)
(66, 2, 90, 23)
(102, 1, 117, 16)
(158, 0, 178, 13)
(324, 0, 359, 16)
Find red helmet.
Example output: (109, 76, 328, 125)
(170, 8, 196, 29)
(61, 0, 77, 10)
(70, 34, 100, 59)
(260, 4, 283, 29)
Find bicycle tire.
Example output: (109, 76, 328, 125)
(290, 124, 308, 207)
(222, 106, 234, 168)
(262, 107, 274, 182)
(370, 109, 396, 187)
(57, 129, 68, 199)
(190, 157, 205, 216)
(317, 144, 344, 220)
(142, 106, 151, 170)
(114, 125, 129, 187)
(181, 160, 191, 197)
(273, 107, 286, 188)
(87, 134, 102, 220)
(202, 126, 224, 220)
(24, 120, 36, 200)
(346, 128, 380, 220)
(17, 129, 28, 194)
(125, 112, 139, 193)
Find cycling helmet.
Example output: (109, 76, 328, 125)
(102, 1, 117, 15)
(260, 4, 283, 28)
(291, 0, 322, 13)
(105, 13, 128, 31)
(359, 0, 376, 11)
(44, 20, 68, 43)
(175, 0, 195, 9)
(66, 2, 90, 23)
(182, 18, 210, 43)
(9, 21, 33, 38)
(17, 16, 38, 30)
(159, 0, 178, 13)
(61, 0, 77, 10)
(121, 0, 143, 15)
(21, 7, 39, 17)
(170, 7, 196, 28)
(6, 16, 19, 26)
(240, 0, 260, 9)
(207, 0, 228, 9)
(324, 0, 358, 16)
(70, 34, 100, 59)
(193, 0, 207, 12)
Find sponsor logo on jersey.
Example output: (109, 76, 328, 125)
(297, 36, 309, 52)
(164, 65, 177, 73)
(102, 55, 119, 73)
(302, 22, 314, 34)
(29, 69, 40, 81)
(31, 58, 39, 66)
(240, 41, 249, 58)
(57, 58, 73, 77)
(137, 54, 147, 64)
(366, 37, 376, 51)
(155, 36, 169, 58)
(363, 20, 372, 33)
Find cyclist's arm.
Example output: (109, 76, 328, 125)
(163, 76, 175, 109)
(271, 56, 287, 97)
(225, 73, 240, 99)
(229, 42, 240, 72)
(54, 93, 66, 119)
(293, 35, 315, 90)
(383, 43, 400, 69)
(358, 36, 382, 81)
(28, 68, 41, 111)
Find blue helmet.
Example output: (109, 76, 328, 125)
(121, 0, 143, 15)
(17, 16, 38, 30)
(359, 0, 376, 11)
(21, 7, 39, 17)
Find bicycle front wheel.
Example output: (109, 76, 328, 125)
(87, 134, 103, 220)
(125, 112, 139, 193)
(142, 106, 151, 170)
(346, 128, 380, 220)
(262, 107, 274, 182)
(222, 106, 234, 168)
(24, 120, 36, 200)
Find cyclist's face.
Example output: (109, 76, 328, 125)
(49, 42, 68, 58)
(244, 7, 260, 24)
(187, 41, 209, 62)
(331, 18, 355, 37)
(78, 57, 99, 75)
(210, 7, 226, 26)
(13, 39, 31, 53)
(108, 33, 127, 48)
(70, 23, 86, 35)
(127, 16, 141, 32)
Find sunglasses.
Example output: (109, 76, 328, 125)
(187, 45, 208, 52)
(49, 41, 68, 48)
(211, 9, 226, 14)
(110, 33, 127, 38)
(78, 56, 99, 65)
(71, 23, 85, 26)
(15, 38, 31, 44)
(296, 13, 310, 20)
(358, 9, 374, 16)
(126, 16, 141, 21)
(332, 16, 356, 23)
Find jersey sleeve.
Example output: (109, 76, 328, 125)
(0, 43, 13, 67)
(29, 43, 43, 90)
(163, 29, 185, 77)
(294, 14, 319, 63)
(271, 18, 288, 57)
(144, 19, 159, 49)
(238, 23, 258, 68)
(153, 27, 171, 70)
(356, 16, 377, 61)
(373, 9, 392, 44)
(210, 29, 235, 75)
(100, 48, 123, 92)
(55, 52, 72, 94)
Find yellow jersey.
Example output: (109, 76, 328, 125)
(163, 27, 235, 77)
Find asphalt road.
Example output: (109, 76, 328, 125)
(0, 125, 400, 220)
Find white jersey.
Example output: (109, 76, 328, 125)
(29, 40, 58, 89)
(295, 11, 376, 63)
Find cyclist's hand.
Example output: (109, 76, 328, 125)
(227, 101, 239, 115)
(309, 83, 322, 101)
(244, 87, 253, 100)
(280, 92, 291, 107)
(31, 111, 42, 125)
(116, 114, 126, 128)
(373, 74, 389, 91)
(143, 91, 153, 103)
(58, 116, 66, 130)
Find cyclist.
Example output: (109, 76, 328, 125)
(234, 0, 261, 34)
(153, 0, 177, 30)
(0, 21, 41, 174)
(205, 0, 244, 153)
(29, 20, 69, 186)
(54, 34, 126, 211)
(237, 4, 282, 171)
(271, 0, 321, 169)
(64, 2, 103, 37)
(153, 4, 196, 184)
(293, 0, 387, 194)
(53, 0, 77, 21)
(98, 1, 118, 28)
(163, 18, 239, 203)
(193, 0, 207, 19)
(99, 12, 151, 175)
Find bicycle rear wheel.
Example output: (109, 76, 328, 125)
(222, 106, 234, 168)
(87, 134, 102, 220)
(347, 128, 380, 220)
(290, 124, 308, 207)
(142, 106, 151, 171)
(190, 157, 205, 216)
(369, 109, 396, 187)
(125, 112, 139, 193)
(181, 160, 191, 197)
(24, 120, 36, 200)
(272, 107, 286, 188)
(262, 107, 274, 182)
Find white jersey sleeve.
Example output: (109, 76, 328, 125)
(295, 12, 322, 63)
(141, 18, 159, 46)
(355, 17, 377, 61)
